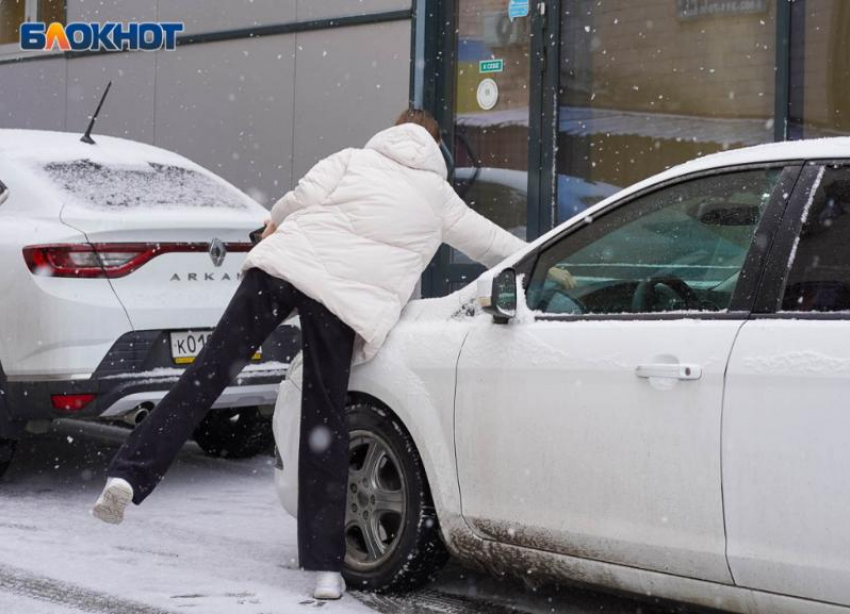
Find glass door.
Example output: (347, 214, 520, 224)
(422, 0, 850, 297)
(555, 0, 777, 225)
(425, 0, 547, 297)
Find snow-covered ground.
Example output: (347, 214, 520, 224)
(0, 420, 372, 614)
(0, 420, 676, 614)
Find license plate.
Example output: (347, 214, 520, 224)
(170, 331, 261, 365)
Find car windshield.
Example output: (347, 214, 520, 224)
(41, 160, 250, 210)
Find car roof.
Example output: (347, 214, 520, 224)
(665, 136, 850, 175)
(593, 136, 850, 214)
(0, 128, 203, 170)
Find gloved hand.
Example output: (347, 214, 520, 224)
(546, 267, 577, 290)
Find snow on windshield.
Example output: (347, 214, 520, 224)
(41, 160, 250, 210)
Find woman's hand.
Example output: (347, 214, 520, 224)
(547, 266, 577, 290)
(261, 219, 278, 240)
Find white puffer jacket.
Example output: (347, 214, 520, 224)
(242, 123, 527, 364)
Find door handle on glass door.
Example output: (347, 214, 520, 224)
(635, 364, 702, 381)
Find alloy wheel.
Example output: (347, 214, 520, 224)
(344, 430, 407, 572)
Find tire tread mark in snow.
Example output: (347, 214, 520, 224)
(0, 563, 175, 614)
(353, 589, 527, 614)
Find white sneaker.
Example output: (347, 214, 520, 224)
(92, 477, 134, 525)
(313, 571, 346, 600)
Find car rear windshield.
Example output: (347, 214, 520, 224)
(41, 160, 250, 210)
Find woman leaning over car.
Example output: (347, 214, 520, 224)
(92, 108, 527, 600)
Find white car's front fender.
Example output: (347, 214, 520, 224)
(271, 316, 475, 543)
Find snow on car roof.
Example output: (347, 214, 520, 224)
(672, 136, 850, 173)
(0, 128, 201, 170)
(585, 136, 850, 218)
(599, 136, 850, 216)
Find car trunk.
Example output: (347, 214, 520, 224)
(49, 159, 267, 332)
(63, 213, 262, 331)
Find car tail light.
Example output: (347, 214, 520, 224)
(51, 394, 96, 413)
(23, 242, 252, 279)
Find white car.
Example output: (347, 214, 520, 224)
(0, 130, 299, 476)
(274, 137, 850, 613)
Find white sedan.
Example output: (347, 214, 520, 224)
(0, 130, 299, 477)
(274, 138, 850, 613)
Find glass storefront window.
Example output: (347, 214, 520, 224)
(38, 0, 66, 27)
(451, 0, 531, 264)
(0, 0, 26, 46)
(0, 0, 66, 48)
(796, 2, 850, 138)
(557, 0, 777, 224)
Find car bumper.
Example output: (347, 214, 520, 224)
(4, 326, 299, 422)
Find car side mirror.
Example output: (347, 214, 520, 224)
(479, 268, 517, 323)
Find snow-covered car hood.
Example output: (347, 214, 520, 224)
(399, 282, 481, 323)
(285, 282, 483, 392)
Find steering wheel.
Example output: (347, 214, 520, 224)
(632, 275, 701, 313)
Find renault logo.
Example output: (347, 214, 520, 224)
(209, 238, 227, 267)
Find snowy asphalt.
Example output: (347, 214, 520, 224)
(0, 421, 689, 614)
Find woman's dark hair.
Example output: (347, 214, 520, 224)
(395, 108, 442, 143)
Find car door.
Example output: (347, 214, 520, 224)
(724, 163, 850, 606)
(454, 164, 799, 583)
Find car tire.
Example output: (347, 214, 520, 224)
(193, 407, 273, 459)
(0, 438, 17, 479)
(342, 401, 450, 593)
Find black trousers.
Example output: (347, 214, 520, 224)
(108, 268, 356, 572)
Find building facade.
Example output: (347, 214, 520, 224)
(418, 0, 850, 296)
(3, 1, 850, 298)
(0, 0, 412, 208)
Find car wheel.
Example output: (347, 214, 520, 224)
(193, 407, 273, 459)
(342, 401, 450, 593)
(0, 438, 17, 478)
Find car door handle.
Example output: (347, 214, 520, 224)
(635, 364, 702, 381)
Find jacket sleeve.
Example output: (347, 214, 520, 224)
(440, 183, 528, 268)
(269, 149, 353, 226)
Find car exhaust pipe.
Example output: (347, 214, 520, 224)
(122, 406, 150, 427)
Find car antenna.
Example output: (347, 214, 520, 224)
(80, 81, 113, 145)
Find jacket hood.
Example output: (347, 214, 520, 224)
(365, 124, 447, 179)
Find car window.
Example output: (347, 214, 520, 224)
(40, 160, 250, 211)
(781, 165, 850, 313)
(527, 169, 782, 316)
